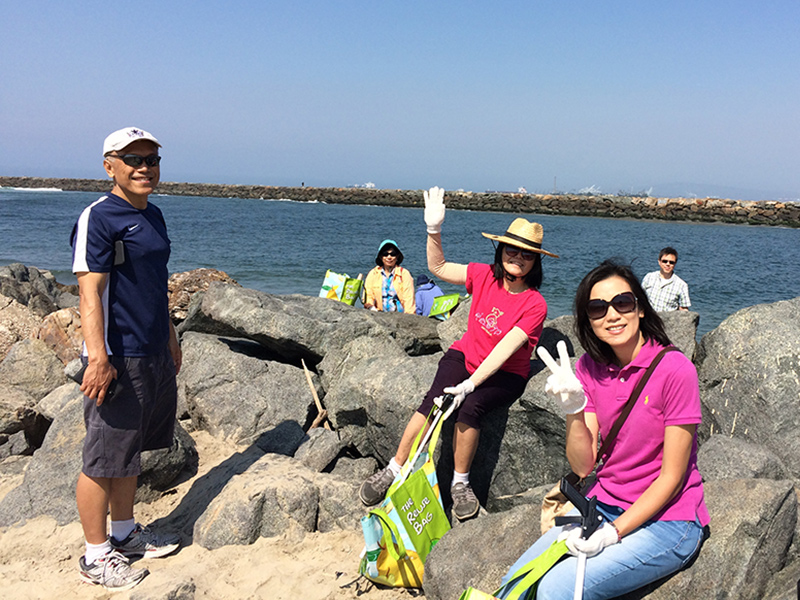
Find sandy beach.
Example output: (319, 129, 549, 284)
(0, 430, 421, 600)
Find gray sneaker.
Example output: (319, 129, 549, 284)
(451, 482, 480, 521)
(79, 550, 148, 591)
(110, 523, 181, 559)
(359, 465, 397, 506)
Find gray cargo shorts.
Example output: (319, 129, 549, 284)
(82, 347, 177, 479)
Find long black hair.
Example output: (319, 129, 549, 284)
(574, 259, 671, 364)
(491, 243, 543, 290)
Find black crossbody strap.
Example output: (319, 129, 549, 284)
(595, 346, 680, 463)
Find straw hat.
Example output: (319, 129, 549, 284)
(482, 218, 559, 258)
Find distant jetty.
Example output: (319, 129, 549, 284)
(2, 176, 798, 228)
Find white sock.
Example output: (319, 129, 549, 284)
(388, 457, 402, 476)
(452, 470, 470, 487)
(111, 518, 136, 542)
(84, 540, 112, 565)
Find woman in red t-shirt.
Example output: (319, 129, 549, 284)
(359, 187, 559, 521)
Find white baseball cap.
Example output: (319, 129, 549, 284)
(103, 127, 161, 155)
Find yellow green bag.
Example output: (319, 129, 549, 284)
(319, 270, 363, 306)
(359, 406, 450, 588)
(459, 540, 569, 600)
(429, 293, 460, 319)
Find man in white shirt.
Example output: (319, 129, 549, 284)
(641, 247, 691, 312)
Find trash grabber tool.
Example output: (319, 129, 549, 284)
(397, 393, 455, 487)
(555, 473, 603, 600)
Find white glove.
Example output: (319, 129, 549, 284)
(536, 341, 587, 415)
(565, 521, 620, 557)
(424, 186, 446, 234)
(435, 378, 474, 420)
(443, 378, 475, 408)
(556, 522, 581, 543)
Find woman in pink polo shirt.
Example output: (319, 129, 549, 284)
(359, 187, 558, 521)
(500, 260, 709, 600)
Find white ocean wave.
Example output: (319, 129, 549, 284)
(1, 186, 63, 192)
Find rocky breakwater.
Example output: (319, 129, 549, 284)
(3, 175, 799, 227)
(0, 262, 798, 599)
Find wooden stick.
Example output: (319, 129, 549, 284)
(302, 359, 331, 430)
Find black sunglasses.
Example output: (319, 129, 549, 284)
(109, 153, 162, 168)
(382, 250, 398, 257)
(660, 259, 676, 265)
(586, 291, 638, 320)
(504, 246, 536, 261)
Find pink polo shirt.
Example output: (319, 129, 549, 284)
(450, 262, 547, 378)
(576, 340, 710, 526)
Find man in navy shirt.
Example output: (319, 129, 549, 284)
(71, 127, 182, 590)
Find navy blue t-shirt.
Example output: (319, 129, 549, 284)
(71, 193, 171, 356)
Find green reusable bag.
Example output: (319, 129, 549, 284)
(458, 540, 569, 600)
(319, 269, 363, 305)
(428, 293, 460, 318)
(359, 405, 450, 588)
(387, 462, 450, 562)
(340, 276, 363, 306)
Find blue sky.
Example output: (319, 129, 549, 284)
(2, 1, 798, 200)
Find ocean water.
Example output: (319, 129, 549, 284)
(1, 187, 799, 339)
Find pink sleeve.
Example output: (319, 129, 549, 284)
(514, 295, 547, 344)
(661, 355, 702, 426)
(464, 262, 482, 295)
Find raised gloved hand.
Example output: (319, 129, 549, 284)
(424, 186, 446, 234)
(565, 521, 620, 557)
(536, 341, 587, 415)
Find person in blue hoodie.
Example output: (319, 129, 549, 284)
(415, 274, 444, 316)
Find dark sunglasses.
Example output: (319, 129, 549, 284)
(586, 291, 638, 320)
(504, 246, 536, 261)
(660, 259, 676, 265)
(381, 250, 398, 257)
(109, 153, 162, 168)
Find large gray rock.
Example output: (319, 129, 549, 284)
(36, 381, 80, 420)
(319, 334, 442, 462)
(314, 473, 365, 533)
(659, 309, 700, 360)
(138, 424, 198, 503)
(0, 384, 36, 435)
(424, 504, 543, 598)
(698, 434, 790, 481)
(177, 332, 316, 445)
(696, 297, 800, 478)
(179, 283, 442, 364)
(436, 296, 471, 350)
(0, 338, 68, 400)
(0, 293, 42, 361)
(763, 556, 800, 600)
(0, 389, 86, 525)
(192, 454, 318, 550)
(0, 263, 64, 317)
(424, 479, 797, 600)
(0, 389, 195, 526)
(294, 427, 344, 472)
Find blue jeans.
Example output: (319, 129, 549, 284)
(498, 502, 704, 600)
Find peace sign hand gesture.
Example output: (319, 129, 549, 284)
(536, 340, 587, 415)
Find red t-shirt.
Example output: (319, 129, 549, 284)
(450, 263, 547, 378)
